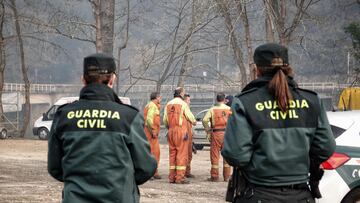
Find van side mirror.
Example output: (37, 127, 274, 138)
(42, 113, 47, 120)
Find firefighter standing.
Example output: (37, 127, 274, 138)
(144, 92, 162, 179)
(184, 94, 195, 178)
(47, 53, 157, 203)
(163, 87, 196, 184)
(222, 43, 336, 202)
(202, 93, 232, 182)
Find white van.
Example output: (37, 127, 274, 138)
(33, 96, 131, 140)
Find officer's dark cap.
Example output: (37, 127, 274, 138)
(83, 53, 116, 75)
(253, 43, 288, 67)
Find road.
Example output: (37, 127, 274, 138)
(0, 139, 228, 203)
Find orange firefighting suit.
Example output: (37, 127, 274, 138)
(144, 100, 161, 177)
(163, 97, 196, 183)
(202, 103, 232, 181)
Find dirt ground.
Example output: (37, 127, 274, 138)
(0, 139, 228, 203)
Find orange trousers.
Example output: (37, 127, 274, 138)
(168, 126, 189, 183)
(185, 130, 193, 176)
(145, 128, 160, 176)
(210, 131, 231, 180)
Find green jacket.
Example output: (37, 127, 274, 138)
(221, 76, 336, 186)
(48, 83, 157, 203)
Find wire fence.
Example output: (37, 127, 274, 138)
(2, 82, 353, 94)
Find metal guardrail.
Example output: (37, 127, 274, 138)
(2, 82, 354, 94)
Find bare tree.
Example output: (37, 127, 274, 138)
(126, 0, 216, 92)
(89, 0, 115, 54)
(0, 1, 5, 121)
(115, 0, 130, 94)
(265, 0, 319, 46)
(9, 0, 30, 137)
(264, 0, 275, 42)
(216, 0, 248, 84)
(177, 0, 198, 88)
(235, 0, 255, 80)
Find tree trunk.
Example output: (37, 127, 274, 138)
(116, 0, 130, 94)
(10, 0, 30, 138)
(236, 1, 254, 81)
(278, 0, 287, 46)
(0, 2, 5, 122)
(92, 0, 115, 54)
(178, 0, 197, 88)
(100, 0, 115, 54)
(216, 0, 247, 85)
(264, 0, 275, 42)
(94, 0, 102, 52)
(156, 81, 161, 93)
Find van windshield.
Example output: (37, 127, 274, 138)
(46, 105, 59, 120)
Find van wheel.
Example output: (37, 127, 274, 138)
(341, 188, 360, 203)
(0, 129, 7, 139)
(38, 128, 49, 140)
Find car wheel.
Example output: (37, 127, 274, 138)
(194, 144, 204, 150)
(341, 188, 360, 203)
(0, 129, 7, 139)
(38, 128, 49, 140)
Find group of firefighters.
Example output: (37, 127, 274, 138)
(143, 87, 233, 184)
(47, 43, 336, 202)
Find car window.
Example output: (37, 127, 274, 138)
(196, 111, 207, 121)
(46, 105, 59, 120)
(330, 125, 346, 138)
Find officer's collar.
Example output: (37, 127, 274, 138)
(79, 83, 118, 102)
(242, 75, 297, 92)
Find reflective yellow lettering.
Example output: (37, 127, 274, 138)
(270, 111, 277, 120)
(92, 110, 99, 118)
(75, 110, 83, 118)
(77, 119, 85, 128)
(108, 111, 112, 118)
(273, 101, 278, 109)
(255, 103, 264, 111)
(289, 100, 296, 108)
(292, 110, 299, 118)
(112, 112, 120, 119)
(101, 120, 106, 128)
(83, 110, 91, 118)
(301, 100, 309, 108)
(280, 111, 287, 119)
(264, 101, 272, 109)
(67, 111, 74, 119)
(88, 119, 96, 128)
(100, 110, 107, 118)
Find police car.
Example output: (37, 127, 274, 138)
(33, 96, 131, 140)
(193, 109, 360, 201)
(318, 110, 360, 203)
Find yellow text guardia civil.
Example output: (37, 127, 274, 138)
(255, 99, 309, 120)
(67, 109, 120, 128)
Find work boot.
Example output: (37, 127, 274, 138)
(207, 177, 220, 182)
(185, 174, 195, 178)
(153, 175, 162, 180)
